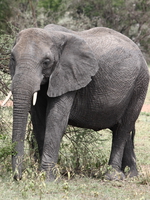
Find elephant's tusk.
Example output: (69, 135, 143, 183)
(1, 91, 12, 107)
(33, 92, 38, 106)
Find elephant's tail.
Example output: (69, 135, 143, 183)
(131, 126, 135, 149)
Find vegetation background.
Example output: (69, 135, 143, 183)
(0, 0, 150, 199)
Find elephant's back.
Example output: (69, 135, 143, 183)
(77, 27, 144, 67)
(78, 27, 138, 50)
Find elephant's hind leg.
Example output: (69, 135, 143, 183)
(106, 75, 148, 180)
(105, 124, 128, 180)
(121, 128, 138, 178)
(106, 124, 137, 180)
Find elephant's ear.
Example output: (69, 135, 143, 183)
(47, 33, 99, 97)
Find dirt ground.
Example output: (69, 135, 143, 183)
(141, 104, 150, 112)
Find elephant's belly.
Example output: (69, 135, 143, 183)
(69, 85, 130, 131)
(69, 107, 123, 131)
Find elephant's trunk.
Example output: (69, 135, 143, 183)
(12, 91, 31, 180)
(11, 72, 42, 180)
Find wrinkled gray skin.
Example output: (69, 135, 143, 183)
(10, 24, 149, 181)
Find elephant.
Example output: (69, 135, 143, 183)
(9, 24, 149, 181)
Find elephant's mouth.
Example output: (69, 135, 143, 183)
(41, 76, 49, 85)
(31, 76, 48, 106)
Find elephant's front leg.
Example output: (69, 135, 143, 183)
(41, 92, 75, 181)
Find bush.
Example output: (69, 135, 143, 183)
(59, 126, 110, 179)
(0, 32, 14, 97)
(0, 30, 14, 177)
(0, 107, 13, 177)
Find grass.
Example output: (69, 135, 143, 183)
(1, 175, 150, 200)
(1, 86, 150, 199)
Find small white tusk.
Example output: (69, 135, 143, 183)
(33, 92, 38, 106)
(1, 91, 12, 107)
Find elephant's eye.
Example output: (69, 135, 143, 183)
(43, 58, 50, 68)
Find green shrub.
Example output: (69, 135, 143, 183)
(38, 0, 63, 12)
(59, 126, 110, 179)
(0, 107, 13, 177)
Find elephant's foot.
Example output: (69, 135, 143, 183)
(41, 163, 60, 182)
(45, 174, 56, 182)
(104, 168, 125, 181)
(14, 173, 22, 181)
(125, 168, 138, 178)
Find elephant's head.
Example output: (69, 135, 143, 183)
(10, 26, 98, 179)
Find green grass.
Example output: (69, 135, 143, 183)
(1, 86, 150, 200)
(1, 175, 150, 200)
